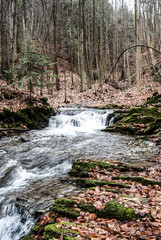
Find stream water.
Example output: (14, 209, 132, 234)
(0, 107, 158, 240)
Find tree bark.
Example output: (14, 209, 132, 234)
(53, 0, 60, 91)
(1, 0, 11, 79)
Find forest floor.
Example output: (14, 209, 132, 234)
(0, 68, 161, 112)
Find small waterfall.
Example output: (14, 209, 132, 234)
(109, 116, 115, 126)
(105, 113, 115, 126)
(48, 108, 114, 134)
(0, 200, 34, 240)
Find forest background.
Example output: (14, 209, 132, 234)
(0, 0, 161, 109)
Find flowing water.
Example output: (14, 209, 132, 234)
(0, 108, 158, 240)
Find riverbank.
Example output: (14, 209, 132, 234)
(0, 85, 57, 137)
(23, 158, 161, 240)
(22, 94, 161, 240)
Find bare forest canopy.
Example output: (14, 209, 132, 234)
(0, 0, 161, 99)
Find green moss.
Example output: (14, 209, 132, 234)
(57, 222, 77, 227)
(128, 107, 161, 118)
(123, 114, 155, 124)
(22, 235, 33, 240)
(113, 113, 126, 123)
(44, 224, 79, 240)
(146, 91, 161, 104)
(77, 203, 97, 213)
(114, 175, 161, 187)
(98, 200, 137, 221)
(68, 169, 89, 178)
(105, 103, 161, 136)
(75, 179, 130, 188)
(69, 161, 143, 178)
(0, 106, 56, 130)
(50, 198, 97, 219)
(54, 198, 77, 206)
(32, 222, 39, 232)
(50, 205, 80, 219)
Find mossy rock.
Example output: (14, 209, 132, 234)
(50, 204, 80, 219)
(75, 179, 130, 188)
(114, 175, 161, 187)
(123, 114, 155, 124)
(69, 169, 89, 178)
(44, 224, 79, 240)
(106, 124, 137, 135)
(54, 198, 77, 206)
(146, 92, 161, 105)
(69, 161, 143, 178)
(105, 104, 161, 136)
(127, 107, 161, 118)
(77, 202, 97, 213)
(98, 200, 137, 221)
(50, 198, 97, 219)
(0, 106, 56, 130)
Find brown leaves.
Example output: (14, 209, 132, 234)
(31, 158, 161, 240)
(38, 212, 52, 226)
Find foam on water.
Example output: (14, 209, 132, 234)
(0, 202, 34, 240)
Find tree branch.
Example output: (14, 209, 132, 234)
(109, 44, 161, 77)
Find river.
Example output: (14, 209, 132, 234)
(0, 108, 158, 240)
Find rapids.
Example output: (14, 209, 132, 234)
(0, 108, 158, 239)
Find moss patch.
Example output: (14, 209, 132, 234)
(75, 178, 130, 188)
(105, 101, 161, 136)
(50, 198, 97, 219)
(44, 224, 79, 240)
(0, 106, 56, 130)
(98, 200, 137, 221)
(69, 160, 143, 178)
(114, 175, 161, 187)
(146, 91, 161, 105)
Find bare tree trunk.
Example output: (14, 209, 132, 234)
(1, 0, 11, 80)
(122, 0, 131, 87)
(82, 0, 91, 89)
(53, 0, 60, 91)
(60, 2, 67, 103)
(79, 0, 86, 92)
(135, 0, 142, 85)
